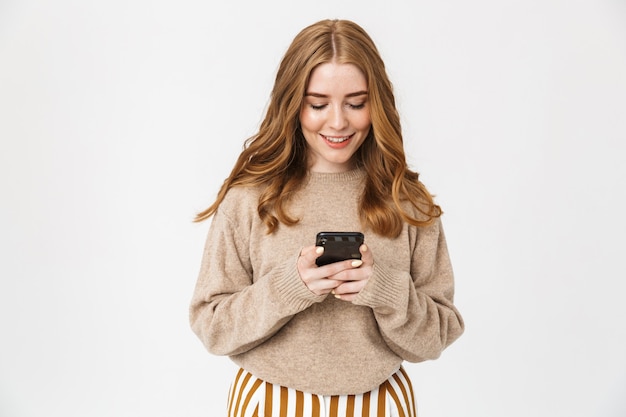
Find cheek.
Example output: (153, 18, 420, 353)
(353, 111, 372, 131)
(299, 109, 322, 131)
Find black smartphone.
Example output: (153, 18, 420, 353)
(315, 232, 365, 266)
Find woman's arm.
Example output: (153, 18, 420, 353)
(189, 205, 325, 356)
(352, 218, 464, 362)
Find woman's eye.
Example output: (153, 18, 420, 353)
(307, 102, 365, 111)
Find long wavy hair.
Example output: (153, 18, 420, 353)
(195, 19, 441, 237)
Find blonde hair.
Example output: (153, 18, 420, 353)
(195, 19, 441, 237)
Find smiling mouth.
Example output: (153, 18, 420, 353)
(322, 134, 353, 143)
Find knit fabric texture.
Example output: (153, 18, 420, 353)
(190, 168, 464, 395)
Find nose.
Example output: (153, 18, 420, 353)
(329, 104, 348, 131)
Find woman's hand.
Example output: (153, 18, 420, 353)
(297, 245, 341, 296)
(296, 244, 373, 300)
(328, 244, 373, 302)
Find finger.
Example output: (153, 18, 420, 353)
(332, 278, 367, 301)
(298, 268, 340, 295)
(308, 278, 341, 295)
(334, 279, 366, 295)
(359, 244, 374, 265)
(318, 258, 362, 278)
(333, 292, 359, 302)
(298, 245, 323, 267)
(326, 258, 374, 283)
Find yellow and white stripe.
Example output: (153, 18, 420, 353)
(226, 367, 417, 417)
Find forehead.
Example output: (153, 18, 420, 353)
(306, 62, 367, 94)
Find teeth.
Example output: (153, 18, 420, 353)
(324, 135, 350, 143)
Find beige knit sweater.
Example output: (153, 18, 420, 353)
(189, 168, 464, 395)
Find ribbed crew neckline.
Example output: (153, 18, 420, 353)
(306, 168, 366, 184)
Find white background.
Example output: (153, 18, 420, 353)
(1, 0, 625, 416)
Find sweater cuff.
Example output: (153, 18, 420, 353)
(273, 254, 327, 312)
(353, 263, 409, 314)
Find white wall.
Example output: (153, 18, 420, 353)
(1, 0, 625, 416)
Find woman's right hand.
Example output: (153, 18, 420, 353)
(297, 245, 363, 296)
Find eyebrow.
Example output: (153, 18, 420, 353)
(304, 90, 368, 98)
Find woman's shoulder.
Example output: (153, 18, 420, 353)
(215, 184, 263, 218)
(207, 185, 265, 237)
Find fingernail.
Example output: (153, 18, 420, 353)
(316, 247, 324, 254)
(334, 293, 342, 299)
(331, 289, 335, 295)
(351, 260, 363, 267)
(361, 244, 368, 252)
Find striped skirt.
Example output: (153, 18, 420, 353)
(227, 367, 417, 417)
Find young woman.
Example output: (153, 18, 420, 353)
(190, 19, 464, 417)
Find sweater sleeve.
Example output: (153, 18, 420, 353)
(353, 218, 464, 362)
(189, 198, 326, 357)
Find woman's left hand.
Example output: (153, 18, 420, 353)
(329, 244, 373, 302)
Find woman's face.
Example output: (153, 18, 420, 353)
(299, 62, 371, 173)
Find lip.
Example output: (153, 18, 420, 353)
(321, 133, 354, 148)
